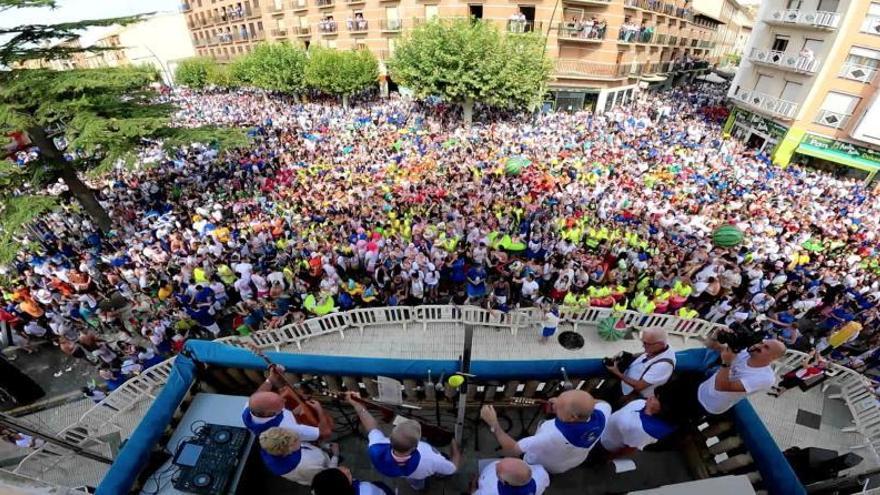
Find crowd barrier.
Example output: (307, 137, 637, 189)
(12, 305, 880, 492)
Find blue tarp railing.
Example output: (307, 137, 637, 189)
(96, 340, 805, 495)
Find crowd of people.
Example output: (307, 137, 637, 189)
(1, 80, 879, 412)
(561, 16, 608, 40)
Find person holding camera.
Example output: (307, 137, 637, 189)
(696, 338, 786, 415)
(604, 328, 676, 405)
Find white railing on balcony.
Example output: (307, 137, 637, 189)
(749, 47, 819, 73)
(863, 16, 880, 36)
(814, 109, 851, 129)
(767, 9, 841, 29)
(732, 87, 800, 120)
(839, 63, 878, 84)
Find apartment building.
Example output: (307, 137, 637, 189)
(691, 0, 754, 66)
(182, 0, 724, 111)
(727, 0, 880, 181)
(15, 13, 195, 85)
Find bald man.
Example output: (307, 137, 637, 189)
(481, 390, 611, 474)
(473, 458, 550, 495)
(697, 339, 786, 415)
(241, 366, 332, 441)
(344, 392, 461, 491)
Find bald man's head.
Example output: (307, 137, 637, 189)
(749, 339, 786, 366)
(496, 458, 532, 487)
(249, 391, 284, 417)
(556, 390, 596, 422)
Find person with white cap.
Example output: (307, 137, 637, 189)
(472, 457, 550, 495)
(343, 391, 461, 491)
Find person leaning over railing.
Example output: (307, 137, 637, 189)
(342, 391, 461, 491)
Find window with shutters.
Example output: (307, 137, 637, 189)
(815, 91, 860, 129)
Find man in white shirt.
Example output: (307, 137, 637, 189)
(473, 457, 550, 495)
(697, 338, 786, 415)
(599, 396, 676, 456)
(258, 426, 338, 485)
(605, 328, 675, 403)
(344, 392, 460, 490)
(480, 390, 611, 474)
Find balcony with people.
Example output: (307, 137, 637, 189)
(558, 16, 607, 42)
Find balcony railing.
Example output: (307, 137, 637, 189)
(316, 0, 334, 8)
(863, 16, 880, 36)
(731, 86, 799, 120)
(557, 24, 606, 41)
(563, 0, 611, 6)
(347, 0, 366, 4)
(507, 20, 542, 33)
(749, 47, 819, 74)
(347, 19, 369, 32)
(317, 20, 338, 34)
(293, 26, 311, 36)
(266, 2, 285, 13)
(554, 59, 637, 79)
(839, 63, 878, 84)
(766, 9, 841, 30)
(668, 35, 677, 46)
(271, 28, 288, 37)
(380, 19, 403, 32)
(814, 109, 851, 129)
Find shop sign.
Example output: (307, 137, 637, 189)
(801, 133, 880, 164)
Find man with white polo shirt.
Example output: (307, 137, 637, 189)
(258, 426, 338, 485)
(697, 339, 785, 415)
(604, 327, 676, 405)
(473, 457, 550, 495)
(599, 395, 677, 456)
(480, 390, 611, 474)
(241, 366, 333, 440)
(344, 392, 461, 490)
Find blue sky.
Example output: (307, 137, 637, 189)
(2, 0, 180, 41)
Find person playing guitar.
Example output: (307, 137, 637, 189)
(241, 363, 334, 441)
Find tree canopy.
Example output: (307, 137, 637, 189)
(0, 0, 247, 241)
(304, 47, 378, 108)
(174, 56, 225, 89)
(231, 42, 307, 93)
(388, 19, 551, 124)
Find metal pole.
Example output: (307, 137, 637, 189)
(0, 413, 114, 464)
(453, 324, 473, 444)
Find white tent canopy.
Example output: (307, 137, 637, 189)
(696, 72, 729, 84)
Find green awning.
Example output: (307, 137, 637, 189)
(796, 142, 880, 172)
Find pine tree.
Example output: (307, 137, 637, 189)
(0, 0, 246, 238)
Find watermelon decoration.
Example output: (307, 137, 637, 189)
(712, 225, 744, 248)
(504, 156, 531, 176)
(598, 315, 627, 341)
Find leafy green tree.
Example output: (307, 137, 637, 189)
(389, 19, 551, 125)
(0, 1, 247, 237)
(231, 42, 307, 94)
(304, 47, 378, 108)
(174, 56, 218, 88)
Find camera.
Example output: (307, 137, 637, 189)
(714, 322, 765, 352)
(603, 351, 637, 371)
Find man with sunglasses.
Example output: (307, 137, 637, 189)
(696, 339, 786, 415)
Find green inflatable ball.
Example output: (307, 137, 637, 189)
(712, 225, 744, 248)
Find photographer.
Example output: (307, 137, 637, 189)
(696, 335, 786, 415)
(604, 328, 676, 405)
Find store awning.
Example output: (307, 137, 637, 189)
(640, 75, 667, 82)
(796, 142, 880, 172)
